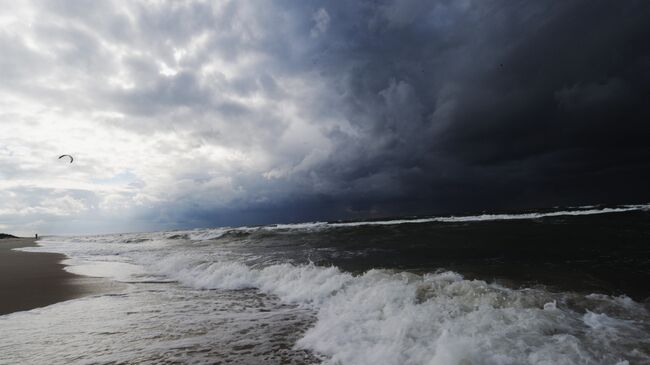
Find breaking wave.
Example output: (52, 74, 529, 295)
(142, 256, 650, 365)
(181, 204, 650, 240)
(17, 203, 650, 364)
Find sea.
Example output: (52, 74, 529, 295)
(1, 205, 650, 364)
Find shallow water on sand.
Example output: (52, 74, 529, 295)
(0, 284, 318, 364)
(2, 205, 650, 364)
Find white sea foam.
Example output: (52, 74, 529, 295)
(15, 204, 650, 364)
(61, 258, 152, 282)
(32, 235, 646, 364)
(268, 222, 329, 230)
(144, 257, 649, 364)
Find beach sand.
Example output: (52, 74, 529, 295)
(0, 238, 123, 315)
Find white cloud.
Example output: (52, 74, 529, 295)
(310, 8, 330, 37)
(0, 0, 350, 234)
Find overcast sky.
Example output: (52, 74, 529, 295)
(1, 0, 649, 235)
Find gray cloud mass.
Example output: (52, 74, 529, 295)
(1, 0, 649, 234)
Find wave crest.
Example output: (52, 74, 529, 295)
(145, 256, 650, 365)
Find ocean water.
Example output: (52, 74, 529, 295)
(2, 205, 650, 364)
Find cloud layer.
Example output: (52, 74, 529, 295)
(1, 0, 649, 234)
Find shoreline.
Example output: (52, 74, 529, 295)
(0, 238, 123, 316)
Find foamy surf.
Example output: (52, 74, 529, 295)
(145, 258, 650, 364)
(7, 204, 650, 364)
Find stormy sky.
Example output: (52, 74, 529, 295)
(1, 0, 649, 235)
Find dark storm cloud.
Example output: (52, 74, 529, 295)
(266, 0, 650, 218)
(2, 0, 649, 233)
(108, 0, 650, 223)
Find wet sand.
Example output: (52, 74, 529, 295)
(0, 238, 122, 315)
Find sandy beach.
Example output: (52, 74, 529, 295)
(0, 238, 122, 316)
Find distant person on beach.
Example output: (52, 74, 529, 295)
(35, 233, 38, 239)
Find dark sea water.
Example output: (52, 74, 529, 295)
(213, 208, 650, 300)
(1, 205, 649, 364)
